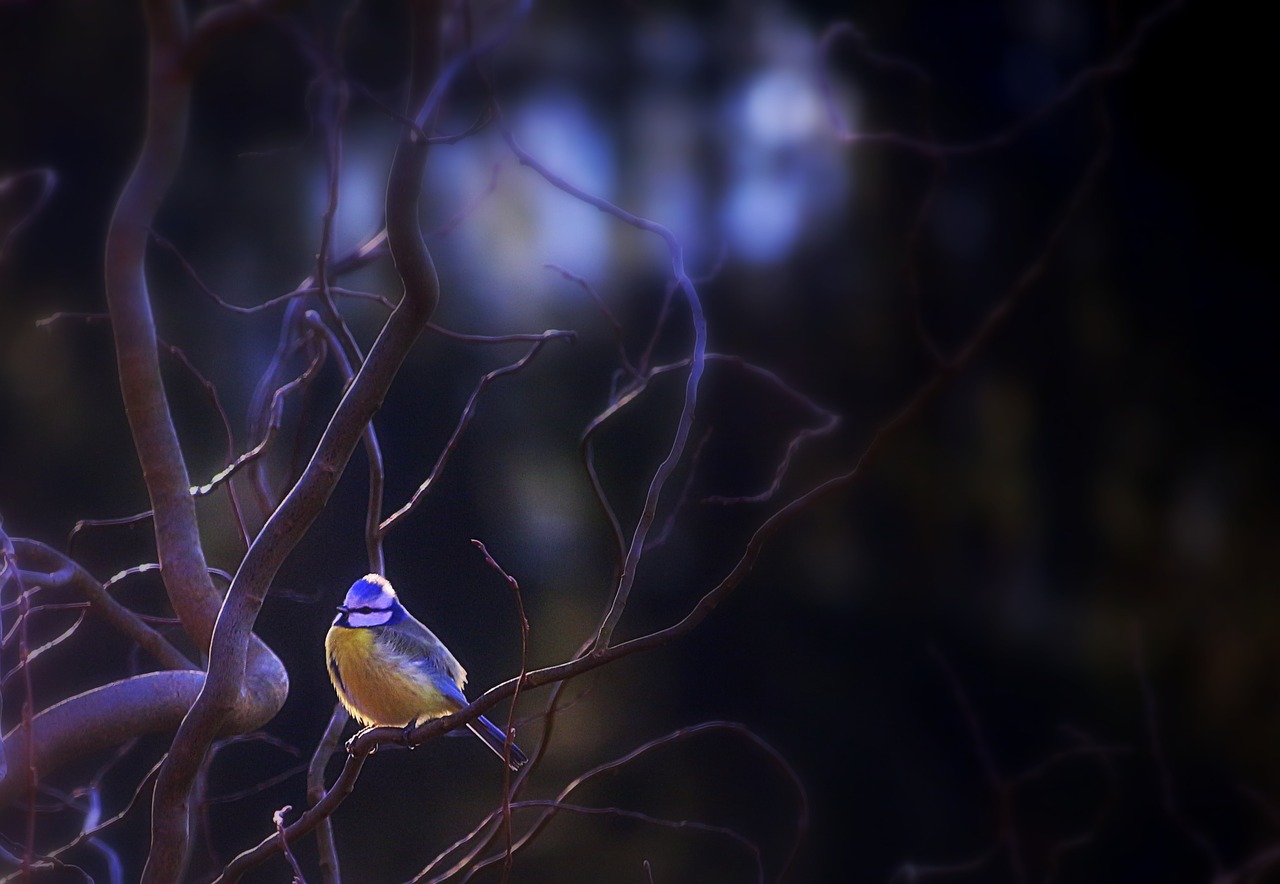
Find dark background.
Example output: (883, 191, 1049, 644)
(2, 0, 1279, 881)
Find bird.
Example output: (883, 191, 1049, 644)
(325, 573, 528, 771)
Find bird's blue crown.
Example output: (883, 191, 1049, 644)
(343, 574, 398, 609)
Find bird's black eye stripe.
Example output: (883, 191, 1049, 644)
(346, 605, 389, 615)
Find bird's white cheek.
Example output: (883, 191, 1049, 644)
(347, 610, 393, 628)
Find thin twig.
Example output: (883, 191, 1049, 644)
(426, 324, 576, 345)
(473, 800, 764, 884)
(435, 721, 804, 883)
(471, 540, 531, 877)
(303, 311, 386, 574)
(930, 646, 1026, 884)
(0, 168, 57, 264)
(1135, 629, 1223, 874)
(1, 608, 88, 688)
(156, 339, 250, 548)
(545, 263, 637, 378)
(379, 331, 574, 535)
(497, 119, 707, 652)
(818, 0, 1186, 156)
(43, 756, 164, 865)
(149, 232, 311, 315)
(192, 335, 328, 500)
(274, 806, 308, 883)
(427, 159, 504, 240)
(12, 540, 194, 670)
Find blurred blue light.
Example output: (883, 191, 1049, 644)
(722, 62, 850, 266)
(722, 175, 803, 265)
(427, 92, 616, 325)
(744, 68, 824, 147)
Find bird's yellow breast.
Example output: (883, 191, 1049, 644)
(325, 625, 461, 727)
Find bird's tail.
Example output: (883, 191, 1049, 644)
(467, 714, 529, 772)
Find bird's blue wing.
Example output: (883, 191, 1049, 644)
(411, 653, 468, 706)
(375, 623, 469, 705)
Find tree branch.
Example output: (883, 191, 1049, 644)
(0, 672, 205, 806)
(142, 1, 445, 879)
(103, 0, 217, 655)
(496, 120, 709, 650)
(12, 539, 194, 671)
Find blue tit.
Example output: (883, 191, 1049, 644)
(325, 573, 528, 771)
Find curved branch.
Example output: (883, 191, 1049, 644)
(102, 1, 293, 870)
(103, 0, 217, 654)
(0, 672, 206, 807)
(495, 122, 708, 650)
(103, 0, 289, 801)
(102, 0, 290, 878)
(144, 2, 445, 879)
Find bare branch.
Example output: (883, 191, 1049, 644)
(0, 531, 12, 792)
(149, 232, 308, 315)
(307, 704, 349, 884)
(38, 755, 163, 870)
(155, 339, 249, 548)
(818, 0, 1186, 156)
(12, 539, 194, 671)
(218, 66, 1116, 872)
(471, 538, 532, 866)
(1, 607, 87, 688)
(0, 671, 208, 806)
(930, 646, 1026, 883)
(427, 159, 504, 240)
(426, 324, 576, 345)
(469, 800, 765, 884)
(96, 2, 292, 868)
(380, 331, 574, 536)
(214, 752, 372, 883)
(273, 806, 308, 883)
(147, 0, 447, 875)
(192, 333, 328, 503)
(545, 263, 637, 378)
(644, 428, 710, 553)
(104, 0, 221, 657)
(492, 119, 710, 648)
(1135, 630, 1223, 874)
(417, 721, 804, 883)
(302, 311, 386, 575)
(0, 168, 56, 264)
(2, 527, 34, 868)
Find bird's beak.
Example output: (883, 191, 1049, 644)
(336, 605, 351, 614)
